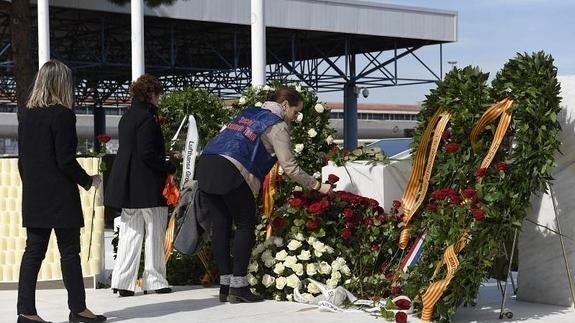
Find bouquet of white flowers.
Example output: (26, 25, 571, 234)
(248, 233, 351, 301)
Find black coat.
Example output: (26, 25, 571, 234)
(18, 105, 92, 228)
(104, 97, 176, 209)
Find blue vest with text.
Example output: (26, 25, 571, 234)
(202, 107, 283, 182)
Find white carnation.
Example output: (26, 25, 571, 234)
(306, 263, 318, 276)
(294, 143, 304, 153)
(307, 128, 318, 138)
(262, 274, 275, 288)
(273, 262, 286, 275)
(287, 239, 302, 251)
(275, 276, 287, 290)
(314, 103, 325, 113)
(325, 135, 334, 145)
(275, 249, 288, 261)
(286, 274, 300, 288)
(297, 249, 311, 261)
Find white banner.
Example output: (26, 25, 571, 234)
(180, 115, 199, 189)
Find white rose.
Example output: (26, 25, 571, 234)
(325, 135, 334, 145)
(286, 274, 300, 288)
(284, 255, 298, 268)
(312, 241, 326, 253)
(275, 276, 287, 290)
(307, 236, 317, 245)
(341, 264, 351, 276)
(262, 274, 275, 288)
(295, 84, 302, 92)
(261, 250, 273, 262)
(247, 274, 258, 286)
(313, 171, 321, 179)
(293, 186, 303, 192)
(325, 245, 334, 254)
(238, 96, 247, 105)
(306, 263, 317, 276)
(294, 232, 305, 241)
(296, 113, 304, 123)
(275, 249, 288, 261)
(273, 262, 285, 275)
(302, 293, 315, 303)
(326, 278, 338, 289)
(297, 249, 311, 261)
(287, 239, 302, 251)
(263, 85, 271, 91)
(248, 262, 258, 273)
(293, 263, 304, 276)
(294, 143, 304, 153)
(264, 257, 276, 268)
(314, 103, 325, 113)
(273, 237, 284, 247)
(286, 294, 294, 302)
(307, 282, 321, 294)
(331, 257, 346, 271)
(318, 261, 331, 275)
(255, 101, 263, 107)
(307, 128, 318, 138)
(331, 270, 342, 282)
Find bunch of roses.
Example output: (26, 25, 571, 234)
(268, 175, 403, 298)
(248, 234, 351, 301)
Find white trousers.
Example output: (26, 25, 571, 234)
(111, 207, 169, 291)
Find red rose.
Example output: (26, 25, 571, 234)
(395, 311, 408, 323)
(449, 195, 462, 205)
(378, 214, 388, 224)
(392, 200, 402, 208)
(343, 208, 354, 219)
(96, 133, 111, 144)
(319, 199, 330, 209)
(472, 208, 485, 221)
(306, 219, 320, 230)
(495, 161, 509, 171)
(445, 142, 459, 153)
(391, 286, 402, 296)
(327, 174, 340, 184)
(288, 197, 304, 208)
(271, 217, 284, 229)
(395, 299, 411, 310)
(341, 228, 353, 240)
(441, 129, 451, 140)
(307, 202, 324, 215)
(366, 198, 379, 207)
(364, 217, 374, 226)
(475, 167, 488, 177)
(431, 189, 448, 200)
(462, 187, 477, 199)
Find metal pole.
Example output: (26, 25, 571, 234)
(37, 0, 50, 68)
(251, 0, 266, 87)
(549, 184, 575, 309)
(131, 0, 145, 80)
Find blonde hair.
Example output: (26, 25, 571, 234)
(26, 60, 73, 109)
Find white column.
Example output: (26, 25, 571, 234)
(131, 0, 145, 80)
(37, 0, 50, 68)
(251, 0, 266, 87)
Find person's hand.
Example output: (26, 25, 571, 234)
(91, 174, 102, 188)
(318, 183, 332, 195)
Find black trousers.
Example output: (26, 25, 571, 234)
(201, 182, 257, 277)
(17, 227, 86, 315)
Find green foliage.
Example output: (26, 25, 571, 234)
(400, 52, 562, 321)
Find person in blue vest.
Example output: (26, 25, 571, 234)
(197, 87, 332, 303)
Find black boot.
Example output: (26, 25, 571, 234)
(227, 287, 263, 303)
(219, 285, 229, 302)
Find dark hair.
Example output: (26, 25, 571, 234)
(267, 87, 304, 106)
(130, 74, 163, 102)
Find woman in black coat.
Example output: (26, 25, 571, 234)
(17, 60, 106, 323)
(104, 74, 176, 297)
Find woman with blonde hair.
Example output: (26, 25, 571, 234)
(17, 60, 106, 323)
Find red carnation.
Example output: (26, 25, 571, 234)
(341, 228, 353, 240)
(288, 197, 304, 208)
(306, 219, 320, 230)
(96, 133, 111, 144)
(472, 208, 485, 221)
(327, 174, 340, 184)
(445, 142, 459, 153)
(271, 217, 284, 229)
(395, 311, 408, 323)
(449, 195, 463, 205)
(495, 161, 509, 171)
(475, 167, 488, 178)
(392, 200, 402, 208)
(462, 187, 477, 199)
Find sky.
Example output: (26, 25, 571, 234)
(320, 0, 575, 105)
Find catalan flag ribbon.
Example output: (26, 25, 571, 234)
(400, 232, 427, 273)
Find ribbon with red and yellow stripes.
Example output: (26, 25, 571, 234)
(262, 163, 280, 239)
(420, 98, 514, 322)
(399, 109, 452, 249)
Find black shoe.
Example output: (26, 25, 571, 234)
(17, 316, 52, 323)
(143, 287, 172, 294)
(227, 287, 264, 303)
(68, 312, 107, 323)
(219, 285, 229, 302)
(117, 289, 135, 297)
